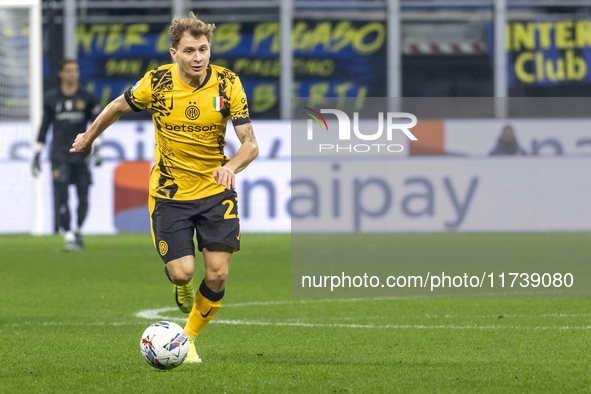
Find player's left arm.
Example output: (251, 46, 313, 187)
(213, 122, 259, 190)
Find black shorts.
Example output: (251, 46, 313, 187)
(149, 189, 241, 263)
(51, 160, 92, 186)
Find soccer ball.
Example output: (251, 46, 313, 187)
(140, 321, 190, 369)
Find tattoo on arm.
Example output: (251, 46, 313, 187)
(236, 123, 255, 144)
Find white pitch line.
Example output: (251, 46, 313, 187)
(135, 302, 591, 321)
(4, 317, 591, 331)
(4, 319, 591, 331)
(4, 299, 590, 330)
(212, 320, 591, 330)
(133, 306, 591, 331)
(220, 299, 378, 307)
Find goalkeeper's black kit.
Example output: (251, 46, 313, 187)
(37, 87, 100, 232)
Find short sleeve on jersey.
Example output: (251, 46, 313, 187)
(230, 75, 250, 127)
(124, 71, 153, 112)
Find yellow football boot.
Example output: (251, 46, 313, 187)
(174, 280, 194, 313)
(185, 337, 202, 363)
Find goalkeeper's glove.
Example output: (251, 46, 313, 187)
(91, 145, 103, 166)
(32, 152, 41, 177)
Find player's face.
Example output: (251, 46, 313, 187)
(171, 32, 211, 86)
(59, 63, 80, 85)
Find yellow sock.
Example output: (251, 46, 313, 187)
(184, 280, 224, 338)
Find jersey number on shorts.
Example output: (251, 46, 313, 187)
(222, 197, 239, 219)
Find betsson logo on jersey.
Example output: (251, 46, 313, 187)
(163, 123, 219, 133)
(303, 107, 418, 153)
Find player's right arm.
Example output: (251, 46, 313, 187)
(70, 94, 133, 155)
(71, 70, 153, 155)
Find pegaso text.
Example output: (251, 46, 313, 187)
(306, 110, 418, 153)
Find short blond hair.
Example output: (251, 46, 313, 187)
(169, 12, 216, 48)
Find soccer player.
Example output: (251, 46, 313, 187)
(70, 13, 258, 363)
(32, 59, 102, 250)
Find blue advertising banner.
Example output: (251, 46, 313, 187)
(493, 20, 591, 87)
(75, 21, 387, 118)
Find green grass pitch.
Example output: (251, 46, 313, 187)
(1, 233, 590, 392)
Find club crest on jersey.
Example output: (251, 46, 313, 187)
(76, 100, 85, 110)
(213, 96, 223, 111)
(159, 240, 168, 256)
(185, 102, 200, 120)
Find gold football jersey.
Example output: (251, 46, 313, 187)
(124, 64, 250, 200)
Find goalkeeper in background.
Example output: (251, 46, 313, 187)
(32, 59, 102, 250)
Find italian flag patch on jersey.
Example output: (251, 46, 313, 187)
(213, 96, 224, 111)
